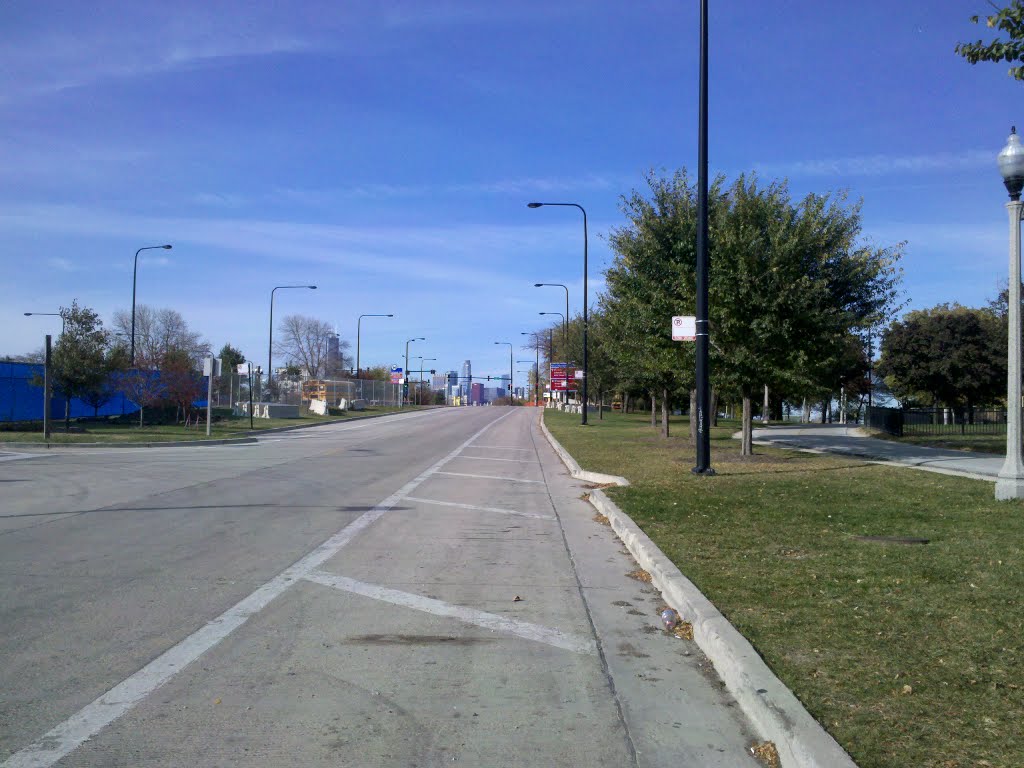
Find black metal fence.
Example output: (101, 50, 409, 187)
(866, 406, 1007, 437)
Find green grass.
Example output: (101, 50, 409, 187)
(545, 409, 1024, 768)
(0, 406, 412, 443)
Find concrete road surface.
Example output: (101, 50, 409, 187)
(1, 408, 760, 767)
(751, 422, 1004, 480)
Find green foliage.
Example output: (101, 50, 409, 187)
(50, 301, 126, 427)
(601, 169, 903, 452)
(956, 1, 1024, 80)
(877, 303, 1006, 408)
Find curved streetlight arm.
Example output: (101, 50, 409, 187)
(131, 244, 172, 365)
(356, 313, 394, 378)
(529, 203, 587, 422)
(268, 284, 316, 390)
(403, 337, 425, 406)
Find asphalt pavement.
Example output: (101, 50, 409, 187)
(751, 422, 1004, 480)
(1, 407, 761, 767)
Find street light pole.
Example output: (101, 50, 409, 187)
(24, 312, 66, 334)
(692, 0, 714, 475)
(404, 337, 425, 407)
(357, 313, 394, 378)
(997, 126, 1024, 500)
(539, 311, 566, 406)
(268, 284, 317, 394)
(520, 333, 540, 406)
(529, 207, 588, 425)
(495, 342, 513, 404)
(534, 283, 569, 352)
(131, 244, 172, 365)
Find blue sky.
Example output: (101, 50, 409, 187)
(1, 1, 1020, 382)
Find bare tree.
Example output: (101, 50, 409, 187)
(112, 305, 210, 367)
(275, 315, 346, 379)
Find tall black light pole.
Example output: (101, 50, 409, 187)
(404, 337, 425, 407)
(534, 283, 569, 352)
(494, 342, 513, 404)
(417, 357, 437, 405)
(357, 313, 394, 378)
(692, 0, 714, 475)
(268, 284, 317, 391)
(24, 312, 66, 334)
(521, 333, 541, 405)
(539, 311, 566, 406)
(528, 205, 588, 424)
(131, 244, 172, 365)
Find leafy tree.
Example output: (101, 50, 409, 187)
(119, 350, 167, 426)
(162, 347, 204, 422)
(360, 365, 392, 381)
(877, 304, 1006, 412)
(956, 1, 1024, 81)
(50, 301, 126, 430)
(216, 343, 246, 401)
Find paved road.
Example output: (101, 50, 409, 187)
(1, 408, 760, 767)
(752, 423, 1005, 480)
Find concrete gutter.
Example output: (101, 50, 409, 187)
(537, 414, 629, 486)
(540, 414, 858, 768)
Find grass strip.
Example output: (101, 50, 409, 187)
(545, 408, 1023, 768)
(0, 406, 411, 443)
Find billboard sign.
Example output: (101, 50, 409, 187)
(390, 365, 403, 384)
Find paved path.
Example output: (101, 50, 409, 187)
(1, 408, 760, 767)
(751, 423, 1004, 480)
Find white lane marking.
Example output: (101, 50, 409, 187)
(0, 452, 48, 462)
(456, 455, 535, 463)
(304, 570, 595, 655)
(405, 496, 554, 521)
(1, 409, 516, 768)
(467, 445, 533, 451)
(434, 471, 545, 484)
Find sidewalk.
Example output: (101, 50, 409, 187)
(750, 423, 1004, 481)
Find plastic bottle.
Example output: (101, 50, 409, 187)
(660, 608, 678, 630)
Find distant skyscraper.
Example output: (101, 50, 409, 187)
(326, 334, 340, 376)
(461, 360, 472, 400)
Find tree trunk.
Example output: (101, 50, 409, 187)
(763, 385, 770, 427)
(598, 389, 604, 420)
(64, 399, 71, 432)
(650, 391, 656, 427)
(623, 394, 630, 414)
(820, 398, 828, 424)
(661, 388, 670, 439)
(710, 388, 719, 427)
(139, 407, 144, 427)
(742, 396, 753, 456)
(802, 398, 811, 423)
(690, 388, 698, 441)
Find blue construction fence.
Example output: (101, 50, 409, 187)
(0, 361, 140, 423)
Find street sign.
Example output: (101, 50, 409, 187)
(574, 370, 584, 380)
(390, 366, 403, 384)
(672, 315, 697, 341)
(203, 357, 222, 377)
(236, 363, 250, 375)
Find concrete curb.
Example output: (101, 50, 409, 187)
(0, 437, 258, 450)
(537, 413, 629, 487)
(540, 415, 857, 768)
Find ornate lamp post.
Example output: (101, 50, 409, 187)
(997, 127, 1024, 500)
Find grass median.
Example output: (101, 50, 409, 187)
(0, 406, 412, 443)
(545, 408, 1023, 768)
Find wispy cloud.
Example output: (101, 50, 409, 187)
(755, 149, 992, 178)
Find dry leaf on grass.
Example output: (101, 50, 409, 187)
(750, 741, 780, 767)
(593, 513, 611, 526)
(626, 569, 653, 583)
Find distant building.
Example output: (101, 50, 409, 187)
(326, 334, 341, 374)
(431, 373, 447, 391)
(470, 382, 484, 405)
(461, 360, 472, 400)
